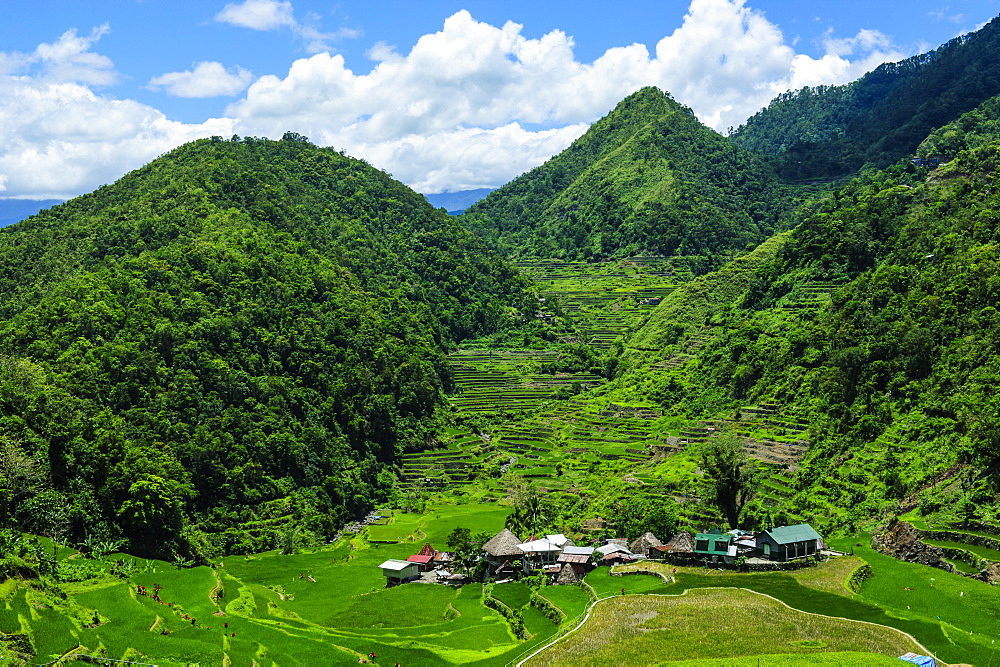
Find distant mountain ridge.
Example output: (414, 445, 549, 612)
(423, 188, 494, 213)
(0, 199, 63, 227)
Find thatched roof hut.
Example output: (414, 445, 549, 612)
(555, 561, 580, 584)
(664, 530, 695, 554)
(482, 528, 523, 558)
(629, 532, 663, 557)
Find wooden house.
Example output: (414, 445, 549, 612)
(756, 524, 822, 561)
(555, 545, 594, 579)
(406, 554, 434, 572)
(379, 559, 419, 586)
(482, 528, 523, 578)
(516, 534, 567, 572)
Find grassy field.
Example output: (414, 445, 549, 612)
(526, 588, 924, 666)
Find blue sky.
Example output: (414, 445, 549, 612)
(1, 0, 997, 199)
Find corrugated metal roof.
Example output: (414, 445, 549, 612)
(765, 524, 821, 545)
(407, 554, 433, 564)
(596, 543, 633, 556)
(379, 559, 415, 571)
(518, 538, 561, 553)
(562, 545, 595, 556)
(557, 553, 591, 564)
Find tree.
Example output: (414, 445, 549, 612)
(504, 476, 555, 537)
(611, 496, 680, 541)
(446, 527, 491, 570)
(700, 434, 760, 528)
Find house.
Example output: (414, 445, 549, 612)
(694, 528, 735, 563)
(756, 524, 823, 561)
(517, 535, 567, 571)
(379, 559, 419, 586)
(628, 532, 663, 558)
(654, 530, 695, 560)
(416, 542, 452, 568)
(595, 540, 635, 564)
(555, 545, 595, 580)
(728, 529, 757, 556)
(482, 528, 523, 578)
(406, 553, 434, 572)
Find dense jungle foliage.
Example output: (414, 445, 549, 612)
(730, 16, 1000, 180)
(614, 93, 1000, 529)
(462, 87, 785, 266)
(0, 134, 535, 559)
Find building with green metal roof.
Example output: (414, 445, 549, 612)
(693, 528, 735, 563)
(756, 524, 823, 561)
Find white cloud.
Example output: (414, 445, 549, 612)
(227, 3, 907, 190)
(0, 31, 234, 199)
(0, 2, 912, 199)
(1, 24, 117, 85)
(148, 61, 254, 97)
(215, 0, 295, 31)
(214, 0, 357, 54)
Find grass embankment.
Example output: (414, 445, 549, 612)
(526, 588, 923, 666)
(611, 553, 1000, 666)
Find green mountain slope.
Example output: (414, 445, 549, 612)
(0, 134, 533, 558)
(730, 16, 1000, 180)
(462, 87, 784, 266)
(611, 95, 1000, 529)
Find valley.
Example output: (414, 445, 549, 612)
(4, 14, 1000, 665)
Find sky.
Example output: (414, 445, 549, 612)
(1, 0, 997, 200)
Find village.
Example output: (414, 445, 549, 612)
(379, 522, 830, 587)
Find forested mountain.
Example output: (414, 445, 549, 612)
(613, 93, 1000, 529)
(462, 87, 784, 267)
(0, 134, 534, 558)
(730, 16, 1000, 180)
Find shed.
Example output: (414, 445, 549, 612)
(756, 524, 822, 562)
(379, 559, 419, 586)
(557, 545, 594, 576)
(596, 540, 632, 557)
(898, 653, 935, 666)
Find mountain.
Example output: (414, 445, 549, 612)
(462, 87, 785, 268)
(0, 199, 63, 228)
(611, 92, 1000, 530)
(0, 134, 534, 558)
(423, 188, 495, 214)
(729, 16, 1000, 181)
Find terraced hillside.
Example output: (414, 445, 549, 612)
(411, 256, 817, 529)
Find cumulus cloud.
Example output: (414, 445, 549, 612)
(215, 0, 295, 31)
(1, 1, 912, 199)
(0, 30, 234, 199)
(214, 0, 358, 54)
(228, 2, 906, 190)
(1, 24, 117, 85)
(148, 61, 254, 97)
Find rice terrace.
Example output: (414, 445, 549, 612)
(6, 7, 1000, 665)
(2, 256, 999, 666)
